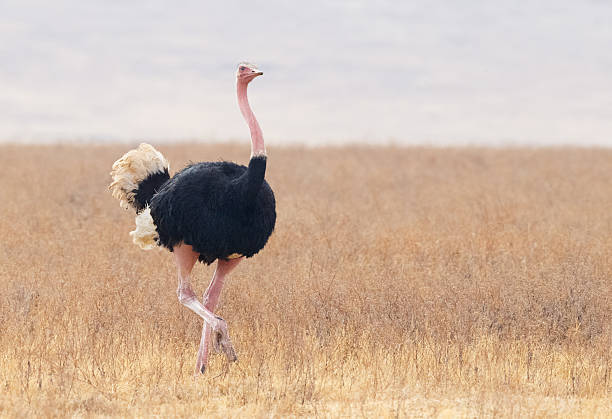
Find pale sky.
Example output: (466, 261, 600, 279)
(1, 1, 611, 146)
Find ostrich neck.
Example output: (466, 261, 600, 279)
(237, 81, 265, 158)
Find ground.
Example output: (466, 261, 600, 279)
(0, 144, 611, 417)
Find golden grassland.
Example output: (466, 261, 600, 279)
(1, 144, 611, 417)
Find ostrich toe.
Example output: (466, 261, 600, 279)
(212, 319, 237, 362)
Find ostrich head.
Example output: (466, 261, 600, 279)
(236, 62, 263, 84)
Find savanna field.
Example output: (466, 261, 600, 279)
(1, 144, 612, 417)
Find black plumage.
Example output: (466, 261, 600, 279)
(132, 168, 170, 212)
(141, 156, 276, 264)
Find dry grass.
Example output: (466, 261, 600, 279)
(1, 144, 611, 418)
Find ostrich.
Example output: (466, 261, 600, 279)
(109, 63, 276, 374)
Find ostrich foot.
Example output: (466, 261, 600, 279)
(193, 319, 236, 377)
(195, 360, 207, 376)
(194, 325, 211, 375)
(212, 317, 237, 362)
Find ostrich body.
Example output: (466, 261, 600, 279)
(109, 63, 275, 374)
(150, 157, 275, 264)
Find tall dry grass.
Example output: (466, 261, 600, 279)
(0, 144, 611, 417)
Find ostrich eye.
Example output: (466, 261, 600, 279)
(239, 66, 246, 71)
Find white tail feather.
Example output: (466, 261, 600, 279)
(130, 207, 159, 250)
(109, 143, 169, 210)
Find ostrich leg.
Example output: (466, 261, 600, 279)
(174, 244, 237, 364)
(195, 257, 242, 374)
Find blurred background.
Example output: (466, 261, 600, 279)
(1, 0, 611, 146)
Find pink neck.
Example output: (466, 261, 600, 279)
(237, 81, 265, 158)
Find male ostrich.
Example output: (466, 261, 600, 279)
(109, 63, 275, 374)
